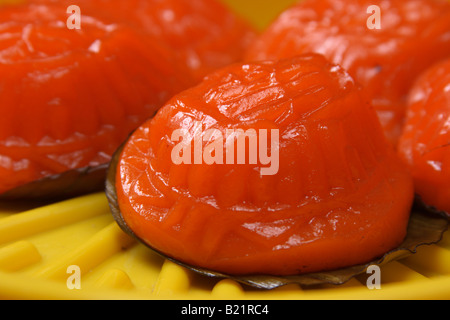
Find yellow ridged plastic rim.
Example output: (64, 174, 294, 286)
(0, 0, 449, 300)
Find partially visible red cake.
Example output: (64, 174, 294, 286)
(0, 2, 192, 194)
(113, 54, 414, 276)
(39, 0, 257, 82)
(398, 58, 450, 216)
(245, 0, 450, 146)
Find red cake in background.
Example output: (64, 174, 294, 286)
(245, 0, 450, 146)
(0, 1, 193, 195)
(398, 58, 450, 217)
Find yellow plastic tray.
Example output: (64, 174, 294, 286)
(0, 192, 449, 300)
(0, 0, 449, 300)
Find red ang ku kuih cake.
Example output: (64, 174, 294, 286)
(111, 53, 414, 275)
(0, 0, 449, 278)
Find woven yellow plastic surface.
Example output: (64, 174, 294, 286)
(0, 0, 449, 300)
